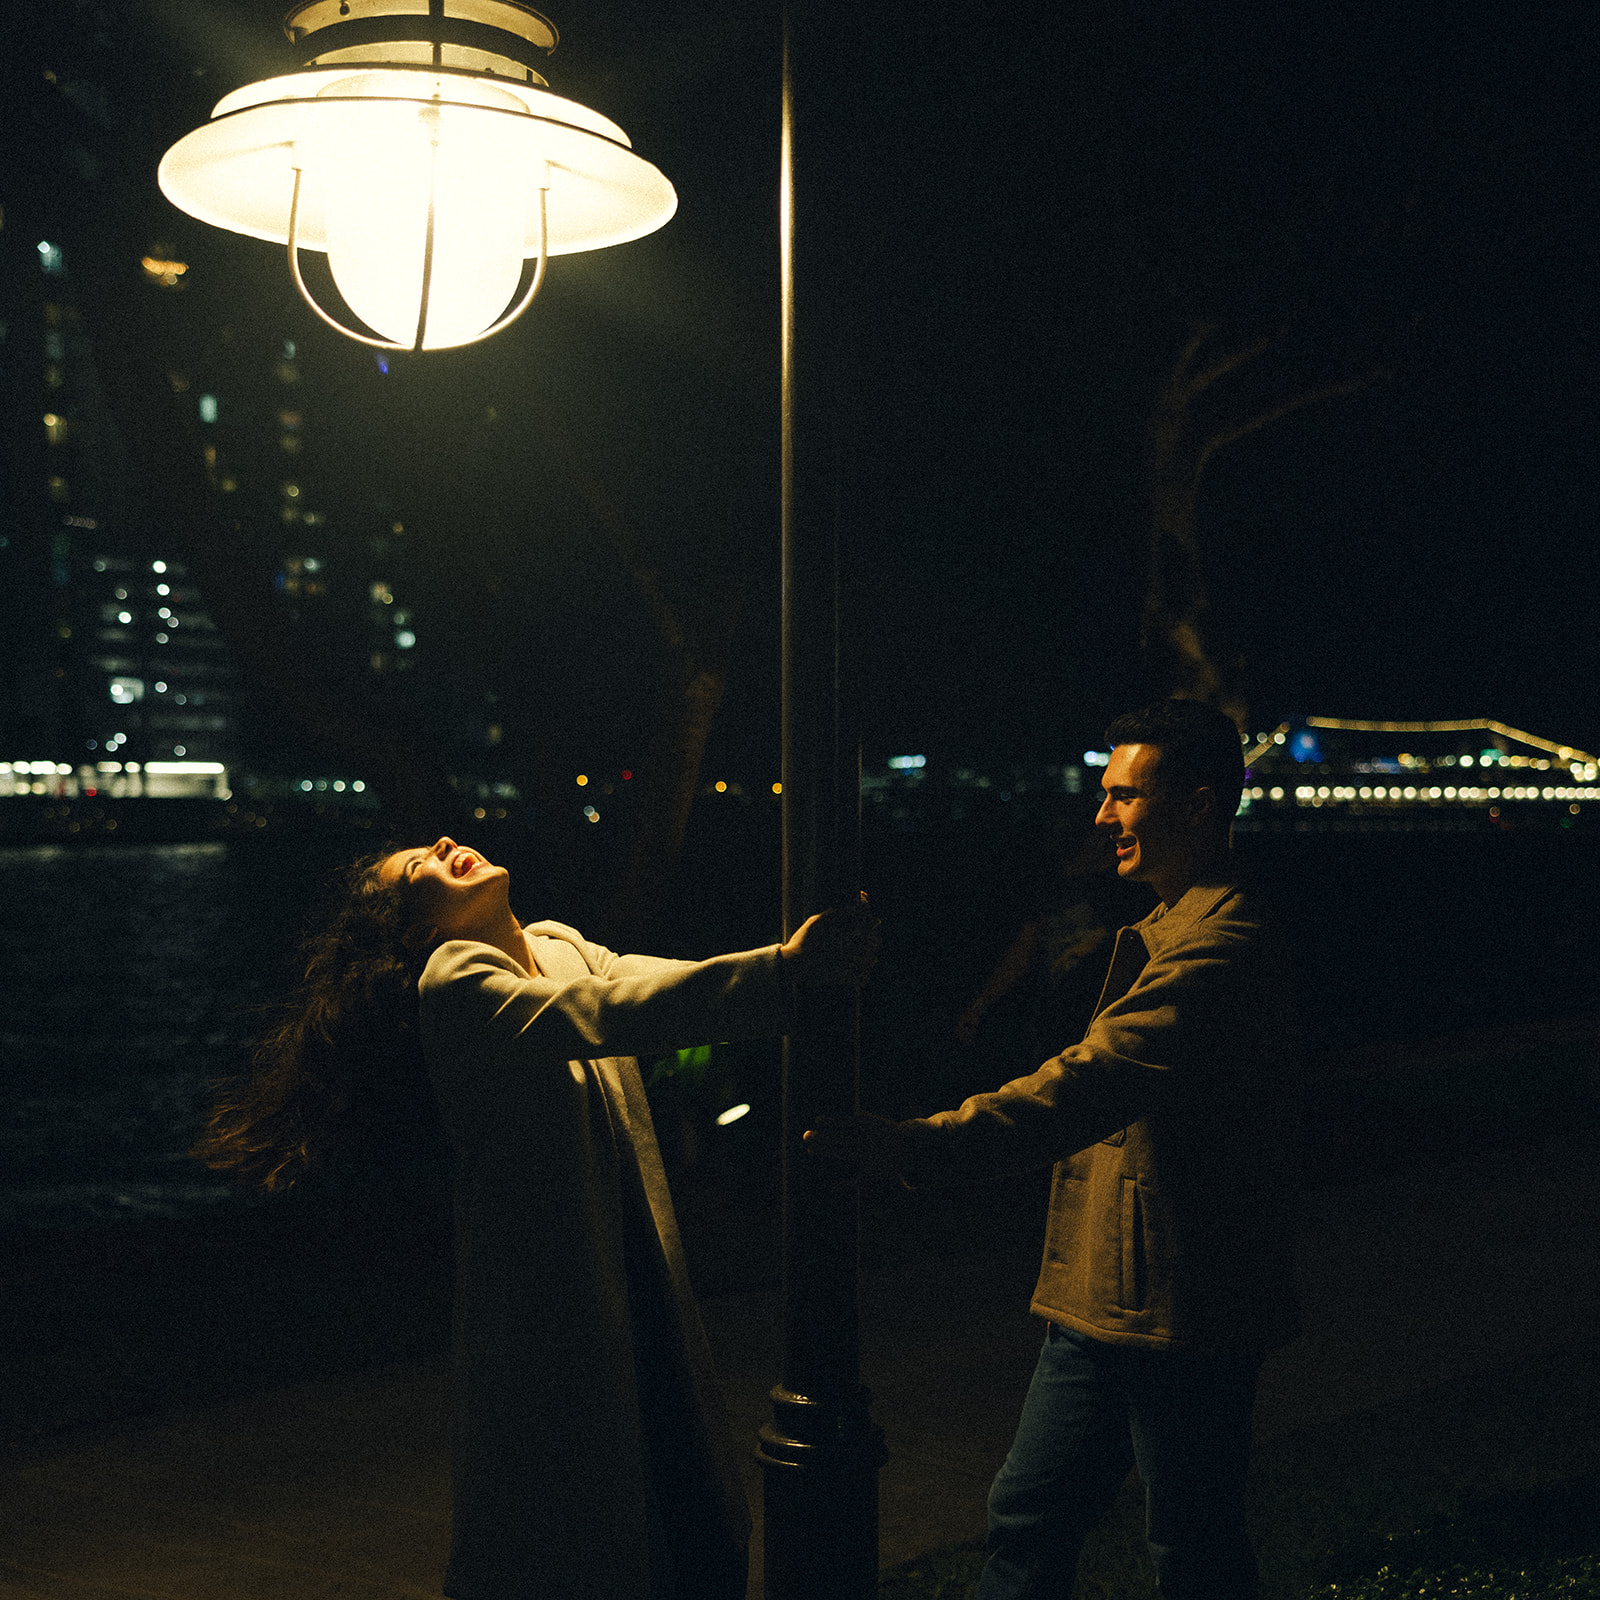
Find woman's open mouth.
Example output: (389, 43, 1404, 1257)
(451, 850, 480, 878)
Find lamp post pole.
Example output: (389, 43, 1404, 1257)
(755, 3, 886, 1595)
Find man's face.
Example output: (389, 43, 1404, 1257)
(1094, 743, 1206, 889)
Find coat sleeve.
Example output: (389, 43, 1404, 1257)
(901, 905, 1258, 1183)
(420, 937, 787, 1067)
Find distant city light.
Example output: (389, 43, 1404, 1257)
(1083, 750, 1110, 767)
(887, 755, 926, 770)
(198, 394, 218, 423)
(109, 677, 145, 705)
(576, 774, 589, 787)
(140, 254, 189, 287)
(715, 780, 727, 792)
(152, 560, 167, 573)
(772, 782, 782, 795)
(584, 805, 599, 822)
(716, 1103, 751, 1127)
(37, 240, 64, 275)
(352, 781, 365, 793)
(621, 770, 632, 781)
(395, 630, 416, 649)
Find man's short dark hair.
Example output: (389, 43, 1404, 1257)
(1105, 700, 1245, 823)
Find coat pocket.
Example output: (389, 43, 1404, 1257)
(1118, 1176, 1145, 1311)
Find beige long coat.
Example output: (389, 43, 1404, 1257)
(906, 878, 1302, 1354)
(419, 923, 785, 1600)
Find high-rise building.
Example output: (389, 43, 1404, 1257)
(1, 224, 240, 799)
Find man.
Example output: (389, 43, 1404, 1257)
(806, 700, 1301, 1599)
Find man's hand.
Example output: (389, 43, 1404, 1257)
(780, 895, 881, 986)
(802, 1112, 910, 1181)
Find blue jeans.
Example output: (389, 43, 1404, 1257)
(976, 1323, 1261, 1600)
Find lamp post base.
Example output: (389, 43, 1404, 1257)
(757, 1385, 888, 1599)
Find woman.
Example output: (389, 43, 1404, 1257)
(195, 836, 877, 1600)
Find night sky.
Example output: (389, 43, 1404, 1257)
(12, 0, 1598, 778)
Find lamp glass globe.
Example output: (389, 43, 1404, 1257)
(316, 88, 529, 348)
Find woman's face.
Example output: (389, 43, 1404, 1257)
(379, 836, 511, 944)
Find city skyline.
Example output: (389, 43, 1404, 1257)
(2, 0, 1595, 815)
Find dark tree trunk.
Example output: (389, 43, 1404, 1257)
(1143, 325, 1386, 729)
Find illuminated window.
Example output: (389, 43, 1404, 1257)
(198, 394, 218, 423)
(109, 677, 146, 705)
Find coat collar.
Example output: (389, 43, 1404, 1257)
(1134, 875, 1240, 956)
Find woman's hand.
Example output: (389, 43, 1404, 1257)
(954, 1002, 985, 1046)
(780, 895, 881, 986)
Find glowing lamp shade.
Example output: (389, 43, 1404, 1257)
(159, 57, 676, 351)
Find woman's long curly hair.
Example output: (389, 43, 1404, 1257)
(192, 849, 439, 1192)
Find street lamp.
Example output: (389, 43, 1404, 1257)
(160, 3, 881, 1591)
(158, 0, 675, 351)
